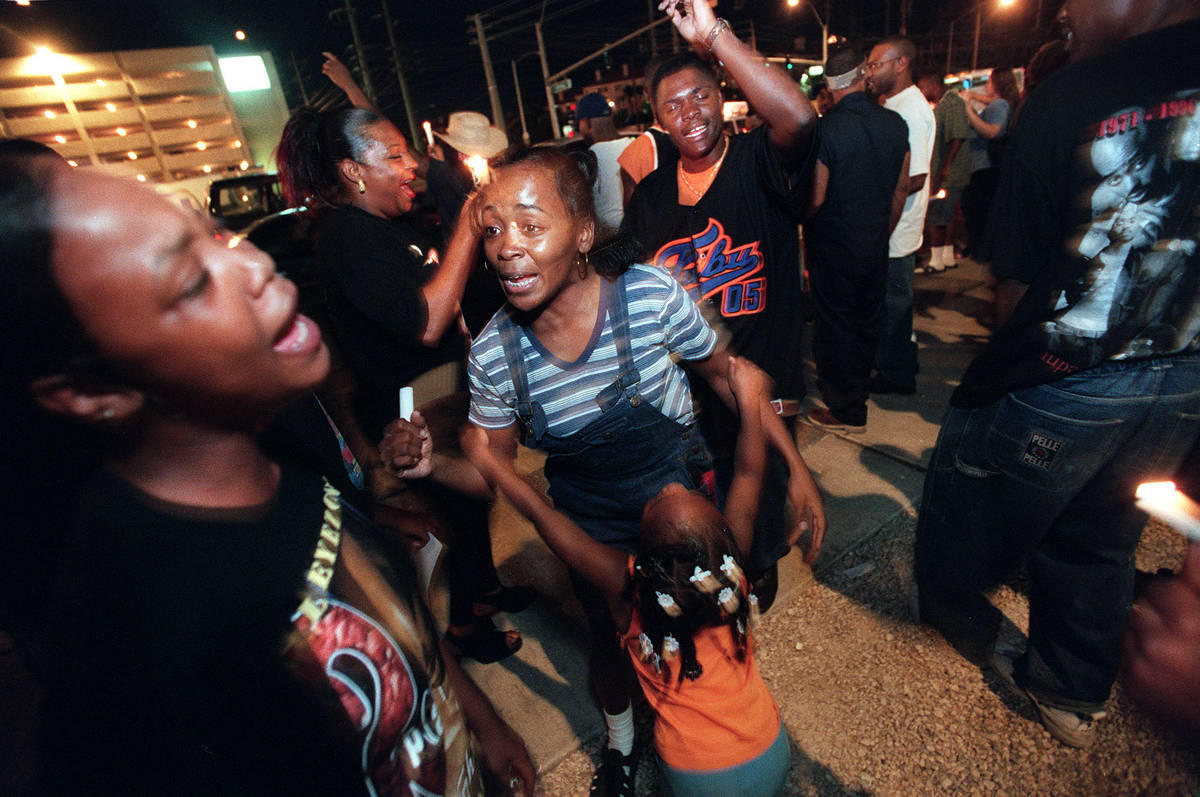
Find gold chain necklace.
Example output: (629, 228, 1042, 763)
(678, 135, 729, 200)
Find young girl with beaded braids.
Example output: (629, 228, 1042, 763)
(463, 355, 789, 797)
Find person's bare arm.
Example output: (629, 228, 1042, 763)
(807, 160, 830, 220)
(688, 353, 827, 561)
(933, 138, 965, 193)
(417, 197, 482, 345)
(722, 358, 769, 556)
(964, 98, 1004, 139)
(1123, 541, 1200, 742)
(462, 426, 629, 604)
(890, 150, 911, 234)
(322, 52, 378, 114)
(662, 0, 815, 166)
(438, 642, 536, 796)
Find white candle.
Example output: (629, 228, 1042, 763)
(398, 386, 414, 422)
(1135, 481, 1200, 541)
(422, 120, 434, 149)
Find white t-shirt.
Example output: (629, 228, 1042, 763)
(885, 84, 936, 258)
(590, 137, 635, 233)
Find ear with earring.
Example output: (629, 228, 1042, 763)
(357, 179, 367, 194)
(576, 248, 590, 277)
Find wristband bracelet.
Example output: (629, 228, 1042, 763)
(706, 17, 729, 51)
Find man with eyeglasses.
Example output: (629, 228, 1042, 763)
(865, 37, 935, 396)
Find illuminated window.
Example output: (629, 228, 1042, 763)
(127, 152, 137, 160)
(218, 55, 270, 92)
(54, 134, 66, 143)
(116, 127, 127, 136)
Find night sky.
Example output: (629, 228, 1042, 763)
(0, 0, 1052, 134)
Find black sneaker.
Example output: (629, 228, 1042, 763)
(589, 746, 636, 797)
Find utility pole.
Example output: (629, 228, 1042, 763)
(379, 0, 420, 147)
(289, 51, 309, 105)
(472, 14, 506, 129)
(535, 21, 560, 139)
(342, 0, 376, 105)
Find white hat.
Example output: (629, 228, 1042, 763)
(434, 111, 509, 159)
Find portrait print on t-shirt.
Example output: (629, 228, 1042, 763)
(1045, 89, 1200, 364)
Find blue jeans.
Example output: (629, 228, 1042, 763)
(876, 254, 919, 388)
(915, 355, 1200, 712)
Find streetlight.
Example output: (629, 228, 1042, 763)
(787, 0, 829, 64)
(947, 0, 1019, 74)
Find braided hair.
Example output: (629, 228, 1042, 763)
(631, 519, 753, 685)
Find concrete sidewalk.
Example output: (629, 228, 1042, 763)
(452, 257, 997, 773)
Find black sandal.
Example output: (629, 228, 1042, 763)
(444, 620, 522, 664)
(472, 585, 537, 617)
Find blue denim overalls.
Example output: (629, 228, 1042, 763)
(497, 272, 713, 552)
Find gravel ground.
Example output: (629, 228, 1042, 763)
(534, 513, 1200, 796)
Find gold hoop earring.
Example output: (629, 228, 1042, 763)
(357, 179, 367, 194)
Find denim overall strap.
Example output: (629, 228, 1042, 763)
(496, 311, 547, 443)
(593, 271, 642, 412)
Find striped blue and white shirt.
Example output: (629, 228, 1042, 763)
(468, 264, 718, 437)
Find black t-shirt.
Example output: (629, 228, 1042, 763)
(807, 92, 910, 264)
(38, 465, 481, 796)
(318, 206, 466, 430)
(955, 19, 1200, 407)
(622, 126, 812, 400)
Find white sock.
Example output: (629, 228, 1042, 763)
(604, 705, 635, 756)
(929, 247, 944, 268)
(941, 245, 956, 264)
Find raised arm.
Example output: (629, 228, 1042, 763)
(417, 203, 482, 345)
(461, 425, 629, 603)
(963, 95, 1005, 140)
(662, 0, 816, 165)
(322, 52, 378, 114)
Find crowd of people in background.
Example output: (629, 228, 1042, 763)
(1, 0, 1199, 793)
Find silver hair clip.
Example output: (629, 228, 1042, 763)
(748, 593, 761, 628)
(662, 635, 680, 661)
(718, 586, 740, 614)
(690, 566, 721, 593)
(657, 591, 683, 618)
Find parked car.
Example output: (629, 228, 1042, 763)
(208, 172, 286, 231)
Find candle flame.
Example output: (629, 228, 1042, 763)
(1136, 481, 1177, 500)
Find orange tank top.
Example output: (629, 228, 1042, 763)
(622, 561, 780, 770)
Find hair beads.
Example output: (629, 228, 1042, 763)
(689, 566, 721, 593)
(657, 591, 683, 618)
(718, 586, 740, 614)
(720, 554, 743, 585)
